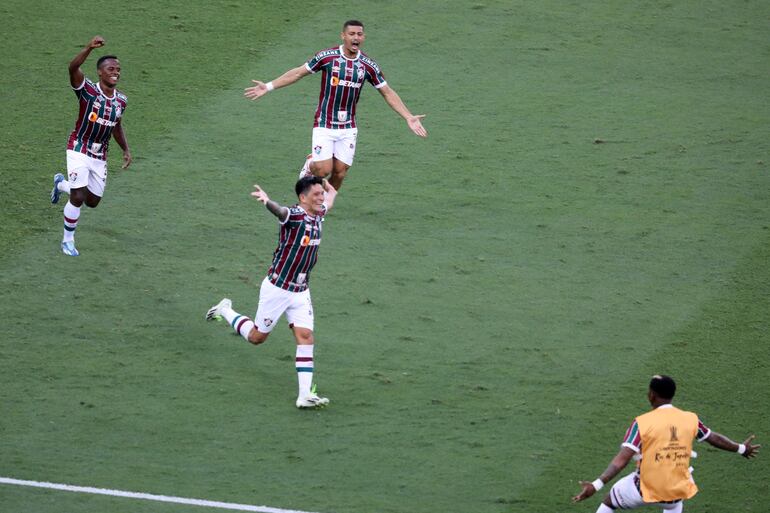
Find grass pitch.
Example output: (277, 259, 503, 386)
(1, 1, 768, 512)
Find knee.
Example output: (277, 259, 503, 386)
(332, 165, 349, 180)
(85, 198, 100, 208)
(247, 329, 268, 345)
(297, 332, 315, 345)
(311, 160, 333, 178)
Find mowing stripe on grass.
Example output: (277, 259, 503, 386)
(0, 477, 325, 513)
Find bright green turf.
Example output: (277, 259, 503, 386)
(1, 1, 768, 512)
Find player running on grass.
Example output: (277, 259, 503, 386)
(206, 176, 337, 409)
(50, 36, 132, 256)
(572, 375, 760, 512)
(244, 19, 427, 191)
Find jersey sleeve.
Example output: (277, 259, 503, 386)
(364, 60, 387, 89)
(621, 419, 642, 453)
(74, 77, 97, 99)
(695, 417, 711, 442)
(72, 76, 87, 92)
(282, 206, 305, 226)
(305, 50, 330, 74)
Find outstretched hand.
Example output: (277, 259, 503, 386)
(571, 481, 598, 503)
(407, 114, 428, 138)
(244, 80, 270, 100)
(742, 434, 761, 459)
(251, 184, 269, 204)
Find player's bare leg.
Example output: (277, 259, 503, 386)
(327, 158, 350, 190)
(308, 157, 333, 180)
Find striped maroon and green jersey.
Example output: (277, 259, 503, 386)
(67, 78, 127, 161)
(304, 45, 387, 129)
(267, 204, 327, 292)
(621, 417, 711, 452)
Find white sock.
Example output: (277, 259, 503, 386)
(597, 503, 614, 513)
(58, 179, 72, 194)
(296, 345, 314, 397)
(62, 201, 80, 243)
(221, 306, 255, 341)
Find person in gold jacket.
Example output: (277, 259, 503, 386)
(573, 375, 760, 512)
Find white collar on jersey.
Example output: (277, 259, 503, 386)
(655, 404, 674, 409)
(338, 45, 360, 61)
(96, 81, 116, 100)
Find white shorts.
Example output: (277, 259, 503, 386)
(311, 127, 358, 166)
(254, 277, 314, 333)
(608, 473, 683, 512)
(66, 150, 108, 197)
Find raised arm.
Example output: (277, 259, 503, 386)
(69, 36, 105, 88)
(244, 64, 311, 100)
(572, 446, 636, 503)
(112, 119, 132, 169)
(322, 179, 337, 212)
(705, 432, 760, 459)
(377, 84, 428, 138)
(251, 185, 289, 221)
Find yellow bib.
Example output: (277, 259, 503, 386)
(636, 406, 699, 502)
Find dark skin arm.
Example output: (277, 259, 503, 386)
(705, 432, 760, 458)
(70, 36, 104, 88)
(572, 446, 635, 503)
(112, 119, 132, 169)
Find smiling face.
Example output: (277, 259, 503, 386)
(300, 184, 326, 215)
(97, 58, 121, 89)
(341, 24, 365, 58)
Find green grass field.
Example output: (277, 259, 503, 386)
(1, 1, 768, 512)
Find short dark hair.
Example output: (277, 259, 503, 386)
(343, 19, 364, 30)
(295, 175, 323, 197)
(96, 55, 119, 70)
(649, 375, 676, 400)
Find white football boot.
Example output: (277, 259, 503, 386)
(206, 298, 232, 321)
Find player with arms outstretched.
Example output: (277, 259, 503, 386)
(50, 35, 132, 256)
(244, 20, 427, 191)
(206, 176, 337, 409)
(573, 375, 760, 512)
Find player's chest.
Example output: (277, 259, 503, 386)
(298, 218, 322, 247)
(328, 58, 366, 89)
(86, 95, 123, 125)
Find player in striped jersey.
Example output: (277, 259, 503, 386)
(206, 176, 338, 409)
(244, 20, 427, 191)
(50, 36, 132, 256)
(573, 375, 760, 512)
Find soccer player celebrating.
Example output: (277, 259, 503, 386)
(244, 19, 427, 190)
(206, 176, 337, 409)
(573, 375, 760, 512)
(50, 36, 132, 256)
